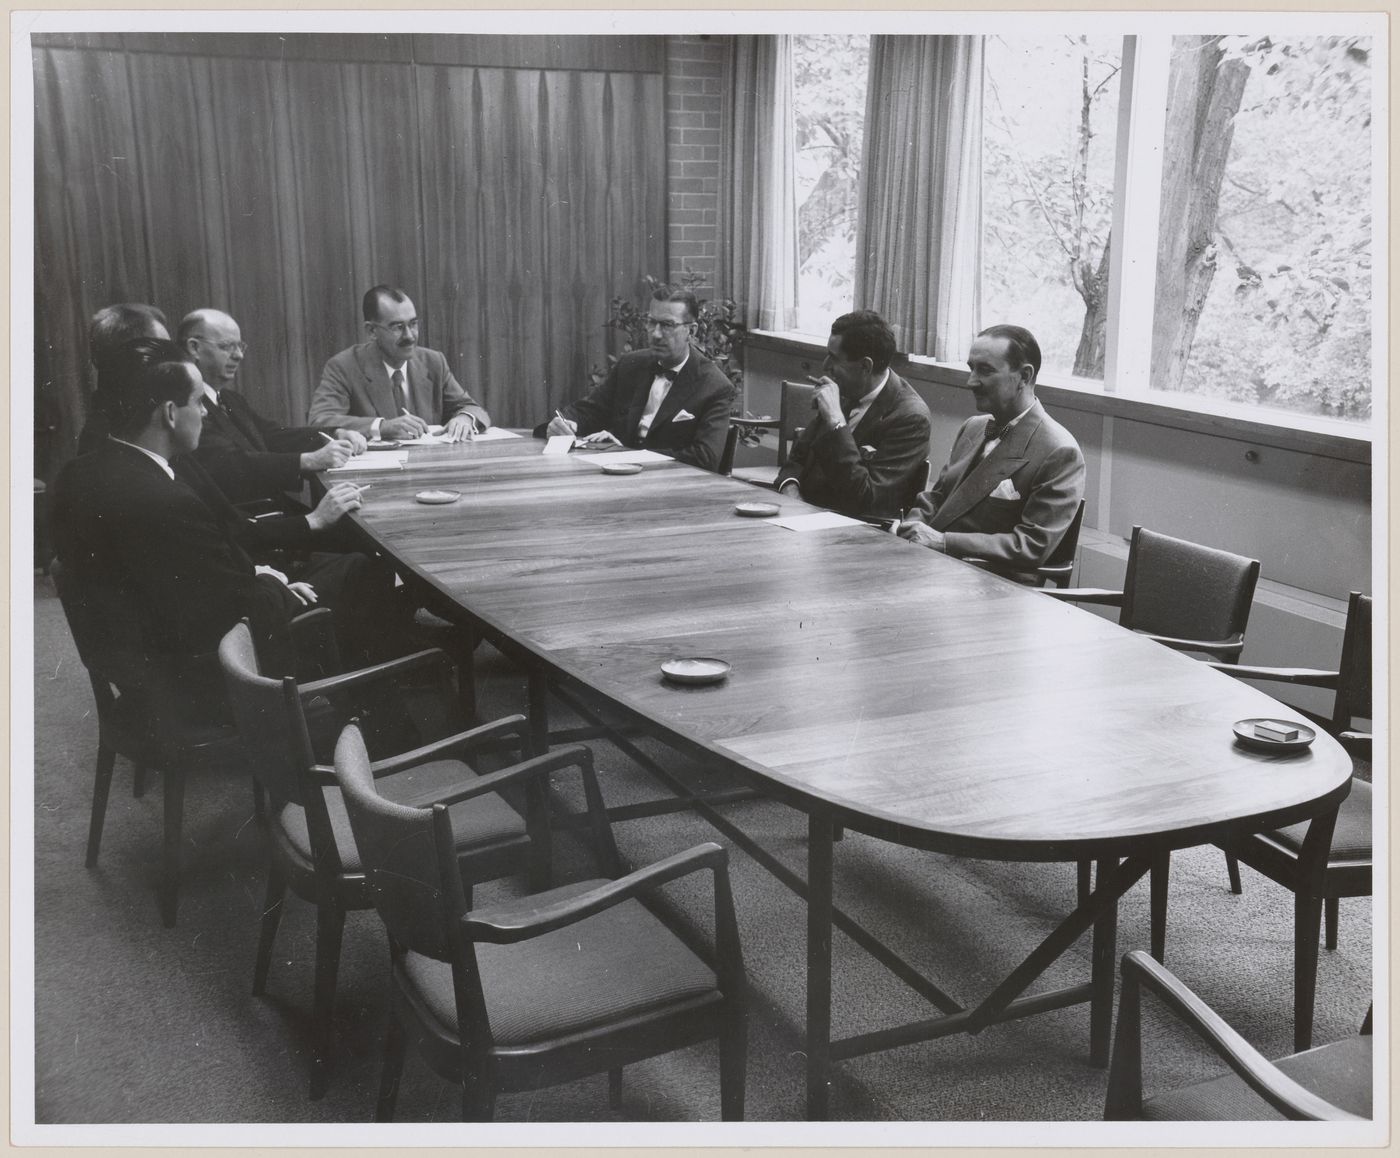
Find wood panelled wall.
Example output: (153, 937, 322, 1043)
(33, 34, 667, 478)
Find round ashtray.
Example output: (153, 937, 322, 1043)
(415, 489, 462, 505)
(735, 501, 780, 518)
(601, 462, 644, 476)
(1232, 718, 1317, 754)
(661, 657, 732, 686)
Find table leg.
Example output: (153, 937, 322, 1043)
(1089, 857, 1120, 1067)
(806, 811, 834, 1120)
(526, 667, 550, 757)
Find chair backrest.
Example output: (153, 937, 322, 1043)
(777, 381, 816, 468)
(1120, 526, 1260, 646)
(1334, 591, 1372, 727)
(50, 556, 148, 700)
(899, 459, 932, 517)
(1043, 498, 1087, 573)
(717, 423, 741, 477)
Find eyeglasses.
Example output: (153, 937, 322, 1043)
(645, 317, 690, 332)
(372, 318, 419, 336)
(195, 336, 248, 355)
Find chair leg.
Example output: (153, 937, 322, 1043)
(608, 1067, 623, 1111)
(832, 824, 845, 843)
(374, 1015, 407, 1122)
(1325, 896, 1340, 951)
(461, 1056, 496, 1122)
(159, 768, 186, 928)
(309, 904, 346, 1100)
(719, 1005, 748, 1121)
(132, 763, 147, 799)
(1293, 892, 1323, 1053)
(1149, 852, 1169, 963)
(1225, 851, 1242, 895)
(252, 781, 266, 822)
(1076, 859, 1091, 906)
(251, 864, 288, 996)
(85, 743, 118, 868)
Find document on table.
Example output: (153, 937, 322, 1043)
(581, 449, 673, 466)
(472, 427, 521, 441)
(328, 451, 408, 471)
(767, 511, 867, 532)
(543, 434, 575, 456)
(395, 426, 522, 445)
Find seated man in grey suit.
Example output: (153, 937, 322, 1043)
(539, 285, 734, 472)
(899, 324, 1085, 570)
(775, 310, 932, 520)
(309, 285, 491, 442)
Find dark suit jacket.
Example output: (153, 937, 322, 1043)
(907, 400, 1086, 569)
(310, 342, 489, 435)
(52, 441, 298, 661)
(535, 346, 734, 471)
(195, 387, 324, 506)
(774, 371, 932, 519)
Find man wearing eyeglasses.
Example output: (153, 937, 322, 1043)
(309, 286, 491, 442)
(180, 309, 365, 507)
(536, 286, 733, 471)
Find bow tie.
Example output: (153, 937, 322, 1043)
(654, 364, 679, 382)
(982, 418, 1007, 443)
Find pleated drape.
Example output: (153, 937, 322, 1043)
(721, 36, 799, 332)
(855, 36, 983, 361)
(32, 38, 664, 476)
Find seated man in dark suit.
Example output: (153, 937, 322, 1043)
(309, 285, 491, 442)
(179, 308, 365, 506)
(775, 310, 932, 519)
(899, 324, 1085, 570)
(537, 286, 733, 472)
(76, 303, 171, 455)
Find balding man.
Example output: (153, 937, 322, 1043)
(179, 309, 365, 506)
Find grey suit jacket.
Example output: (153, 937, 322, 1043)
(309, 342, 489, 435)
(907, 399, 1085, 569)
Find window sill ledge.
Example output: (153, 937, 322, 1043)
(748, 330, 1372, 466)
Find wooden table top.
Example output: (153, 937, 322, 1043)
(342, 436, 1354, 860)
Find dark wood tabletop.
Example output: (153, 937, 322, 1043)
(343, 436, 1354, 861)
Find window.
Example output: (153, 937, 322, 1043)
(982, 35, 1123, 381)
(791, 34, 870, 335)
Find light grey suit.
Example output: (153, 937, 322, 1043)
(309, 341, 489, 435)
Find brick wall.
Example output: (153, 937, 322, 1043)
(664, 35, 725, 295)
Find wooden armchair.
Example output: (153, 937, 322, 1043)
(723, 380, 815, 484)
(1106, 950, 1370, 1121)
(333, 721, 748, 1122)
(219, 621, 547, 1099)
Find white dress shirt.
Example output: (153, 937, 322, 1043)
(636, 350, 689, 439)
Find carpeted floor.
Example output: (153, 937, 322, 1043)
(27, 573, 1372, 1126)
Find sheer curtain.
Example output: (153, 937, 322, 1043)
(722, 36, 799, 331)
(855, 36, 983, 361)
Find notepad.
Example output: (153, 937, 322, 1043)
(767, 511, 867, 532)
(328, 452, 407, 472)
(583, 449, 673, 466)
(543, 434, 575, 456)
(472, 426, 521, 441)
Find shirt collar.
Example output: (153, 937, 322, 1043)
(201, 383, 220, 409)
(108, 435, 174, 480)
(384, 359, 409, 380)
(658, 349, 690, 376)
(996, 401, 1037, 435)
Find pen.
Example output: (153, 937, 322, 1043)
(318, 430, 335, 444)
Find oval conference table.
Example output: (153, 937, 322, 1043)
(332, 434, 1353, 1120)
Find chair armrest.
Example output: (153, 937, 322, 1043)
(729, 416, 779, 431)
(1205, 662, 1341, 689)
(464, 842, 729, 943)
(297, 648, 454, 698)
(1145, 633, 1245, 660)
(1042, 587, 1124, 606)
(1107, 950, 1364, 1122)
(357, 714, 529, 777)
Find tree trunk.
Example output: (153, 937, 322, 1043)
(1072, 236, 1111, 377)
(1150, 36, 1250, 394)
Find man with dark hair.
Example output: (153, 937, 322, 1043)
(899, 323, 1085, 570)
(775, 309, 932, 519)
(309, 285, 491, 441)
(538, 285, 734, 471)
(179, 308, 363, 506)
(77, 303, 172, 455)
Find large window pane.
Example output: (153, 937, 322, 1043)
(792, 35, 869, 335)
(1151, 36, 1372, 422)
(982, 35, 1122, 380)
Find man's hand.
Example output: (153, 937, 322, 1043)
(810, 378, 846, 428)
(300, 439, 353, 472)
(545, 414, 579, 437)
(285, 581, 318, 605)
(254, 564, 291, 585)
(777, 479, 802, 498)
(898, 521, 946, 552)
(305, 482, 365, 532)
(580, 430, 623, 447)
(381, 413, 429, 440)
(444, 414, 478, 442)
(333, 428, 368, 454)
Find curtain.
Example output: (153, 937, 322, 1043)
(855, 36, 983, 361)
(722, 36, 798, 331)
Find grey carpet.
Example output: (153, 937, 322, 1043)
(29, 574, 1371, 1123)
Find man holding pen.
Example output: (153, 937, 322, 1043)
(309, 285, 492, 442)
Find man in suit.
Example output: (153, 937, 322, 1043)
(899, 324, 1085, 570)
(180, 308, 365, 506)
(775, 310, 932, 519)
(309, 285, 491, 441)
(77, 303, 172, 455)
(539, 286, 734, 472)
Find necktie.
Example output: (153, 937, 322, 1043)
(392, 368, 406, 407)
(655, 364, 679, 382)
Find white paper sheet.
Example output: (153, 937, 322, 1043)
(327, 452, 408, 471)
(543, 434, 575, 456)
(767, 511, 867, 532)
(581, 449, 673, 466)
(471, 426, 521, 441)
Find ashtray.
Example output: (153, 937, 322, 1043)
(415, 489, 462, 505)
(661, 657, 732, 686)
(600, 462, 644, 475)
(734, 501, 780, 518)
(1232, 718, 1317, 754)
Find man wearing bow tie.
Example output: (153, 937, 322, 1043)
(899, 324, 1085, 570)
(775, 310, 932, 519)
(537, 286, 733, 471)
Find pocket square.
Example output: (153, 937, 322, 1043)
(672, 409, 695, 422)
(990, 478, 1022, 501)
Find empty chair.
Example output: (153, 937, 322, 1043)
(219, 620, 545, 1099)
(1105, 950, 1370, 1121)
(724, 380, 815, 485)
(333, 721, 748, 1122)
